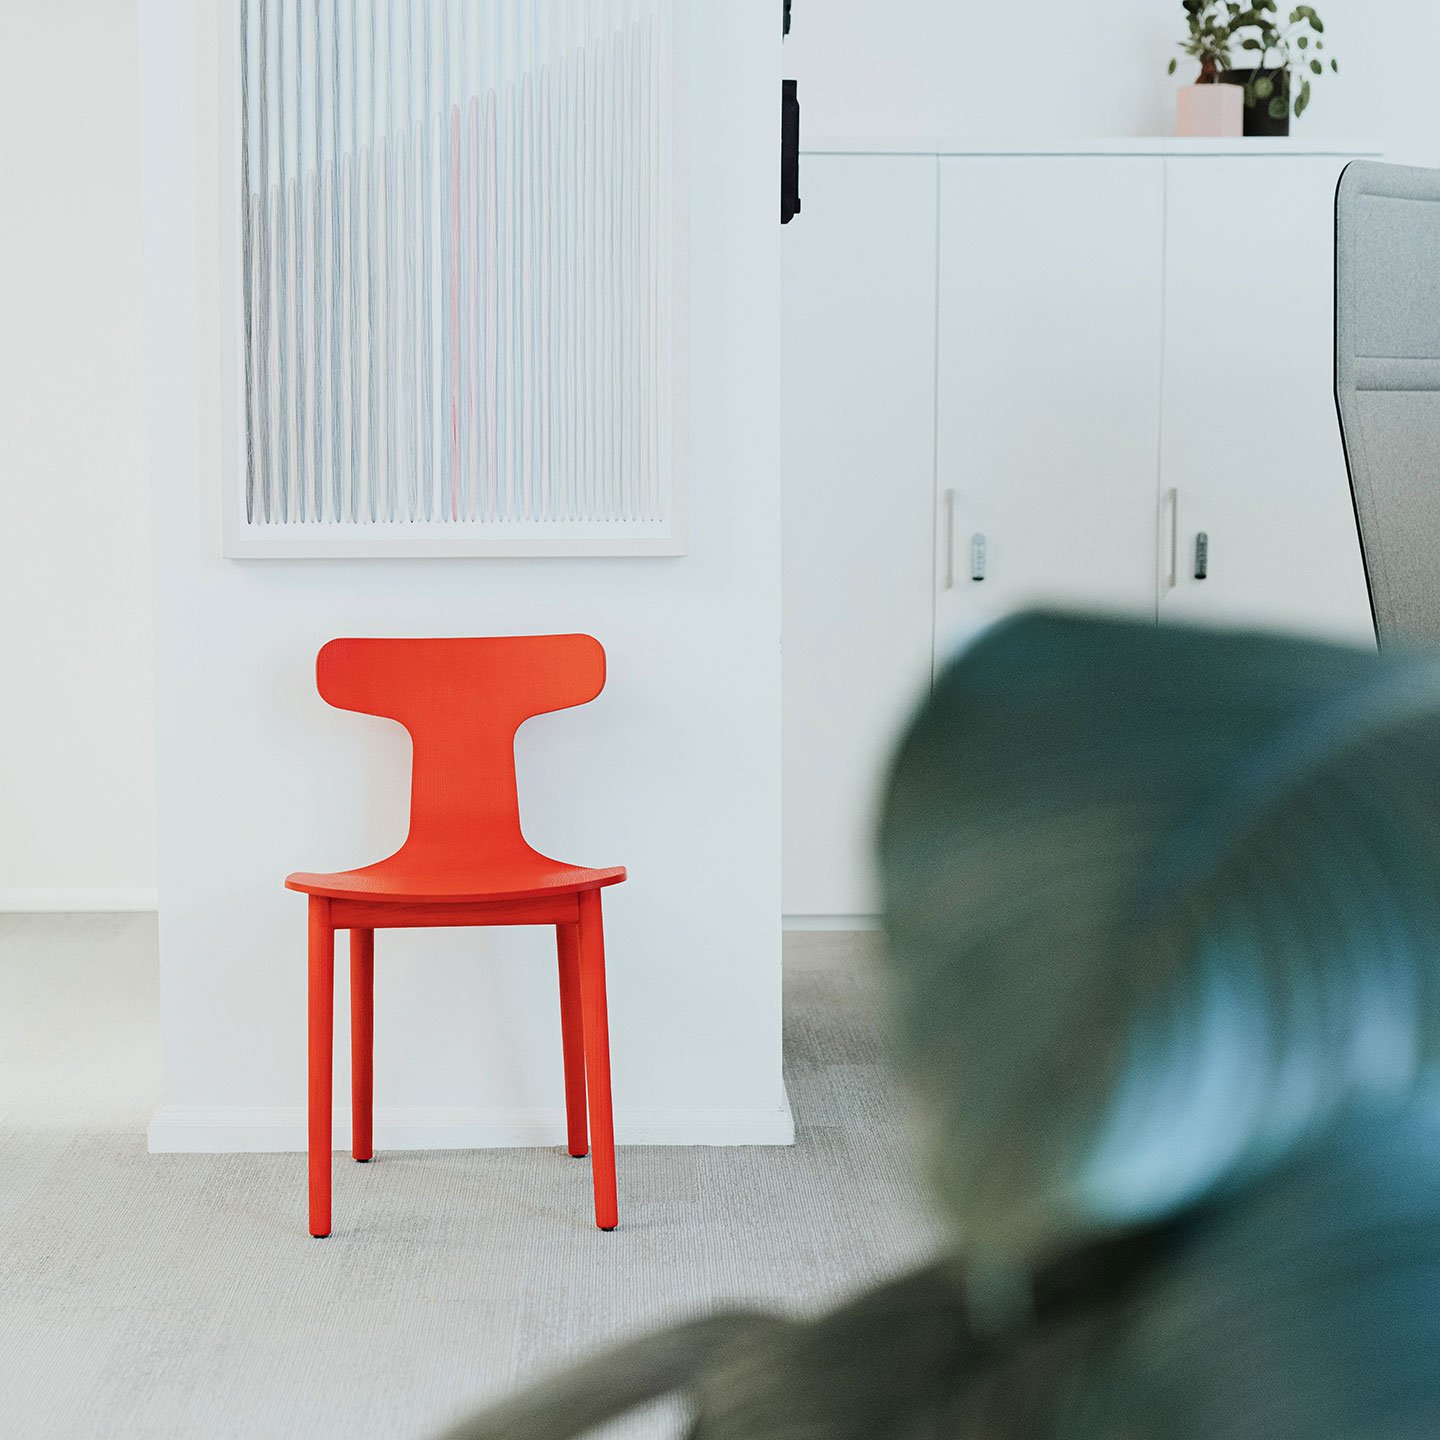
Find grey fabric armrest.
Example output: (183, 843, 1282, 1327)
(1336, 160, 1440, 646)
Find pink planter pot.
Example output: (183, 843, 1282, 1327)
(1176, 82, 1244, 138)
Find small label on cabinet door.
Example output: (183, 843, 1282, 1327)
(972, 533, 987, 582)
(1195, 532, 1210, 581)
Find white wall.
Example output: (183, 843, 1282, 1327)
(787, 0, 1440, 166)
(0, 3, 157, 910)
(139, 1, 787, 1150)
(10, 2, 1439, 913)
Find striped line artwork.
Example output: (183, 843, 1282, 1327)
(236, 0, 679, 549)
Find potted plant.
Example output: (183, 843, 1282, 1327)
(1224, 3, 1339, 136)
(1169, 2, 1246, 137)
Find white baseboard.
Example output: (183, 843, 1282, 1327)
(782, 914, 881, 932)
(147, 1099, 796, 1153)
(0, 889, 159, 913)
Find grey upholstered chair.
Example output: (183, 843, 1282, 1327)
(1336, 160, 1440, 647)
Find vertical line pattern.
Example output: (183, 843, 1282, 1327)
(243, 0, 676, 534)
(240, 0, 257, 524)
(243, 0, 673, 535)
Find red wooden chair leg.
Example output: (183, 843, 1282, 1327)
(555, 923, 590, 1158)
(350, 928, 375, 1163)
(576, 890, 618, 1230)
(308, 896, 335, 1238)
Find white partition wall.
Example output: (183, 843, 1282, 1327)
(141, 0, 787, 1152)
(0, 1, 157, 912)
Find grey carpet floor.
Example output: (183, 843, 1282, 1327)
(0, 917, 944, 1439)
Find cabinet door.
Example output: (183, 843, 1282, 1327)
(782, 155, 939, 919)
(1159, 157, 1375, 645)
(933, 158, 1165, 666)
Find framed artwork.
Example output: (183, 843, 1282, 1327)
(218, 0, 689, 557)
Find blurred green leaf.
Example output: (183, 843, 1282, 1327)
(878, 611, 1440, 1273)
(1271, 95, 1291, 118)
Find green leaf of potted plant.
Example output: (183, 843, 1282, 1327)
(1223, 2, 1340, 136)
(1170, 1, 1247, 137)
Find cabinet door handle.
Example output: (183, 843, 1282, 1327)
(944, 490, 957, 590)
(1164, 487, 1180, 590)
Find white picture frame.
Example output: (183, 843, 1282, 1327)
(216, 0, 690, 559)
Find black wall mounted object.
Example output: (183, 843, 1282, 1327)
(782, 80, 801, 224)
(781, 0, 799, 224)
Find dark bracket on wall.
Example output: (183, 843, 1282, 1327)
(781, 0, 799, 224)
(782, 80, 801, 224)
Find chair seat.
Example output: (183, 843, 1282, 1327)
(285, 855, 626, 904)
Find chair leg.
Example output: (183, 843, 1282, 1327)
(556, 923, 590, 1158)
(576, 890, 618, 1230)
(350, 929, 375, 1163)
(308, 896, 335, 1238)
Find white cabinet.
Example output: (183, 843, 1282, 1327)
(783, 142, 1379, 921)
(1159, 158, 1375, 643)
(781, 155, 939, 918)
(934, 158, 1165, 665)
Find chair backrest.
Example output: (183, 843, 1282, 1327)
(1336, 160, 1440, 647)
(316, 635, 606, 863)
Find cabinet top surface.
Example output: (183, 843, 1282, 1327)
(800, 137, 1383, 159)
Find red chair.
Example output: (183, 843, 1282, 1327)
(286, 635, 625, 1237)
